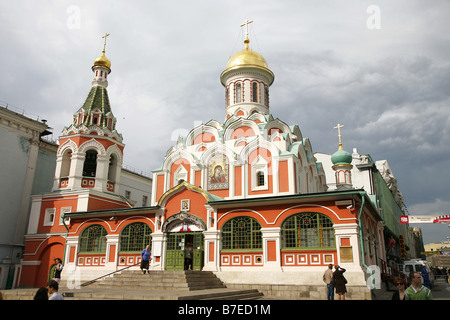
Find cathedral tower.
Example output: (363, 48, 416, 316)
(220, 20, 274, 120)
(53, 33, 124, 194)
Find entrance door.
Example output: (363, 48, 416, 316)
(165, 232, 204, 270)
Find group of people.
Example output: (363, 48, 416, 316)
(323, 264, 348, 300)
(392, 272, 433, 300)
(33, 280, 64, 300)
(323, 263, 434, 300)
(34, 258, 65, 300)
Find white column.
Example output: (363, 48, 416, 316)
(69, 152, 85, 190)
(94, 154, 109, 192)
(333, 223, 361, 270)
(203, 230, 221, 272)
(105, 234, 120, 270)
(261, 227, 281, 271)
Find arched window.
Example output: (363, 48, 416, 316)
(252, 82, 258, 102)
(79, 224, 107, 253)
(120, 223, 152, 252)
(235, 82, 241, 103)
(221, 216, 262, 250)
(225, 87, 230, 106)
(108, 154, 117, 182)
(281, 212, 335, 249)
(60, 149, 72, 177)
(264, 86, 269, 106)
(83, 150, 97, 177)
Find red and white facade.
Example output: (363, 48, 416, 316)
(18, 31, 386, 292)
(18, 46, 131, 288)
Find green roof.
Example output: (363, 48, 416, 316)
(81, 86, 112, 127)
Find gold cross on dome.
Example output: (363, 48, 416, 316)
(240, 19, 253, 40)
(333, 123, 344, 150)
(102, 33, 110, 53)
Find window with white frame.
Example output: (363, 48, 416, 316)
(251, 155, 268, 191)
(174, 164, 188, 185)
(44, 208, 56, 226)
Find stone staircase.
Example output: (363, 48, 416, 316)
(61, 270, 263, 300)
(0, 270, 263, 300)
(90, 270, 226, 291)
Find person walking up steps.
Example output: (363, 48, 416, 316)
(140, 245, 151, 274)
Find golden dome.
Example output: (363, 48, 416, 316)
(221, 38, 274, 85)
(93, 51, 111, 70)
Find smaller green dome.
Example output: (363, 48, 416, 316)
(331, 148, 352, 165)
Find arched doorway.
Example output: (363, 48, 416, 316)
(162, 212, 205, 271)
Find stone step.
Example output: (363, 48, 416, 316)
(180, 289, 264, 300)
(1, 271, 263, 300)
(0, 288, 37, 300)
(62, 288, 263, 300)
(89, 270, 226, 291)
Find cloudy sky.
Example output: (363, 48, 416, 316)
(1, 1, 449, 244)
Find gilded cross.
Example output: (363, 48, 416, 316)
(240, 19, 253, 40)
(102, 33, 110, 53)
(334, 124, 344, 150)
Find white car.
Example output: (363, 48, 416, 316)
(400, 260, 434, 288)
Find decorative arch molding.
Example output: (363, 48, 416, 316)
(247, 112, 267, 124)
(223, 117, 260, 141)
(106, 144, 123, 164)
(61, 124, 123, 143)
(302, 138, 314, 161)
(200, 142, 238, 167)
(78, 139, 107, 156)
(162, 148, 196, 172)
(57, 139, 78, 156)
(270, 131, 285, 143)
(185, 124, 220, 146)
(162, 212, 206, 233)
(195, 143, 208, 153)
(69, 218, 112, 236)
(288, 141, 307, 168)
(204, 119, 223, 130)
(273, 204, 355, 225)
(291, 125, 303, 142)
(157, 180, 217, 208)
(115, 217, 155, 234)
(87, 125, 104, 136)
(264, 118, 291, 137)
(239, 135, 279, 162)
(217, 204, 353, 229)
(23, 235, 65, 257)
(234, 137, 248, 148)
(217, 208, 270, 226)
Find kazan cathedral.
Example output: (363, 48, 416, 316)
(18, 24, 386, 298)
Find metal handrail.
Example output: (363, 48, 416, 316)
(80, 262, 141, 287)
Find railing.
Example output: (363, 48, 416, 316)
(378, 257, 408, 284)
(80, 262, 140, 287)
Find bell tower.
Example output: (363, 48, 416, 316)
(53, 34, 124, 194)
